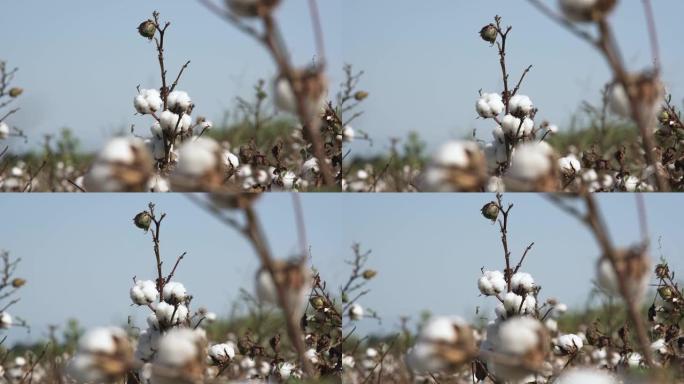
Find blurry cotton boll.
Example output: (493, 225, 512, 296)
(130, 280, 158, 305)
(134, 89, 163, 115)
(406, 316, 477, 373)
(171, 138, 225, 191)
(485, 317, 549, 382)
(508, 94, 534, 117)
(162, 281, 187, 304)
(422, 141, 487, 192)
(0, 312, 11, 328)
(476, 92, 505, 118)
(222, 150, 240, 171)
(166, 91, 193, 114)
(348, 303, 364, 320)
(342, 125, 355, 142)
(478, 270, 506, 296)
(301, 158, 320, 183)
(554, 334, 584, 355)
(556, 368, 618, 384)
(273, 70, 327, 121)
(151, 328, 206, 384)
(272, 170, 300, 191)
(67, 327, 133, 383)
(159, 110, 192, 134)
(558, 154, 581, 177)
(559, 0, 617, 22)
(596, 247, 650, 304)
(226, 0, 281, 17)
(501, 114, 534, 138)
(208, 342, 236, 364)
(255, 260, 313, 320)
(496, 292, 536, 319)
(148, 175, 170, 192)
(84, 137, 153, 192)
(607, 74, 663, 125)
(0, 122, 9, 139)
(155, 302, 189, 328)
(505, 141, 558, 191)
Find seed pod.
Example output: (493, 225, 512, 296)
(481, 202, 500, 222)
(138, 19, 156, 40)
(310, 296, 325, 310)
(479, 24, 498, 44)
(658, 286, 674, 301)
(8, 88, 23, 98)
(133, 211, 152, 231)
(354, 91, 369, 101)
(11, 278, 26, 288)
(362, 269, 377, 280)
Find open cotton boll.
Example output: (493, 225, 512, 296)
(476, 92, 505, 118)
(162, 281, 187, 304)
(478, 270, 506, 296)
(506, 141, 557, 190)
(511, 272, 535, 294)
(69, 327, 134, 384)
(136, 328, 161, 362)
(554, 334, 584, 355)
(0, 312, 11, 329)
(78, 327, 126, 355)
(130, 280, 158, 305)
(84, 137, 153, 192)
(487, 317, 548, 381)
(134, 89, 163, 115)
(155, 302, 189, 327)
(208, 342, 236, 363)
(497, 292, 536, 319)
(407, 316, 476, 373)
(433, 141, 477, 168)
(508, 94, 534, 117)
(0, 122, 9, 139)
(147, 175, 170, 192)
(559, 154, 581, 176)
(349, 303, 364, 320)
(342, 125, 355, 142)
(223, 150, 239, 170)
(166, 91, 193, 114)
(171, 137, 224, 191)
(501, 114, 534, 138)
(301, 158, 319, 181)
(153, 328, 206, 383)
(159, 110, 192, 133)
(278, 361, 296, 379)
(556, 368, 617, 384)
(484, 140, 507, 173)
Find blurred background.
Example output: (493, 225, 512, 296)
(343, 0, 684, 156)
(0, 193, 344, 345)
(340, 194, 684, 337)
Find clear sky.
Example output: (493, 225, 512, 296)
(0, 194, 344, 345)
(340, 194, 684, 337)
(0, 0, 342, 152)
(343, 0, 684, 156)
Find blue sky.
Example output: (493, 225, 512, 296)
(0, 194, 344, 345)
(341, 194, 684, 337)
(0, 0, 342, 152)
(3, 1, 683, 155)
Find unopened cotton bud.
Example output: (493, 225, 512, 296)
(479, 23, 498, 43)
(138, 19, 156, 39)
(8, 88, 23, 98)
(11, 278, 25, 288)
(310, 296, 325, 310)
(133, 211, 152, 231)
(362, 269, 377, 279)
(481, 201, 500, 222)
(354, 91, 369, 101)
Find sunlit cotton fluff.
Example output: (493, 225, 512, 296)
(406, 316, 476, 373)
(510, 272, 535, 294)
(134, 89, 163, 115)
(556, 368, 618, 384)
(342, 125, 355, 142)
(162, 281, 187, 304)
(478, 270, 506, 296)
(423, 140, 487, 192)
(485, 317, 548, 382)
(68, 327, 133, 384)
(0, 312, 11, 329)
(171, 138, 224, 190)
(151, 328, 206, 384)
(506, 141, 557, 190)
(159, 110, 192, 133)
(0, 122, 10, 139)
(208, 342, 236, 364)
(554, 334, 584, 355)
(155, 302, 189, 327)
(166, 91, 193, 114)
(476, 92, 505, 118)
(559, 154, 581, 176)
(349, 303, 364, 320)
(130, 280, 158, 305)
(496, 292, 537, 319)
(508, 94, 534, 116)
(222, 150, 239, 170)
(501, 114, 534, 138)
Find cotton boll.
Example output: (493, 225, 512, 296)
(273, 170, 299, 191)
(505, 141, 558, 191)
(171, 137, 225, 191)
(596, 248, 650, 304)
(349, 303, 364, 320)
(84, 137, 153, 192)
(501, 114, 534, 138)
(273, 71, 327, 120)
(422, 141, 487, 192)
(301, 158, 319, 182)
(341, 355, 355, 369)
(136, 328, 161, 362)
(226, 0, 281, 17)
(155, 302, 189, 327)
(223, 150, 240, 170)
(608, 83, 631, 118)
(68, 327, 134, 383)
(508, 94, 533, 117)
(162, 281, 187, 304)
(208, 342, 236, 364)
(166, 91, 193, 114)
(150, 122, 163, 139)
(278, 361, 295, 379)
(476, 92, 505, 118)
(510, 272, 535, 294)
(559, 0, 616, 22)
(0, 122, 9, 139)
(484, 141, 508, 173)
(556, 368, 618, 384)
(559, 154, 581, 177)
(152, 328, 206, 383)
(554, 334, 584, 355)
(134, 89, 163, 115)
(0, 312, 11, 329)
(342, 125, 355, 142)
(608, 75, 664, 125)
(407, 316, 477, 373)
(147, 175, 170, 192)
(498, 292, 536, 319)
(478, 270, 506, 296)
(486, 317, 549, 381)
(159, 111, 192, 133)
(304, 348, 319, 364)
(255, 260, 313, 320)
(130, 280, 159, 305)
